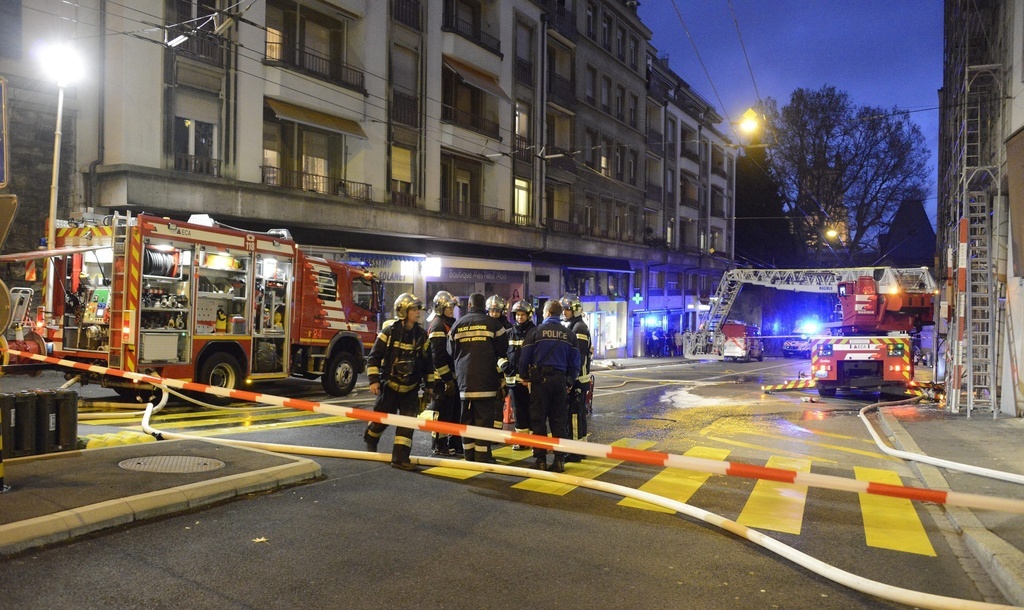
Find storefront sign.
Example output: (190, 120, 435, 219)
(346, 251, 424, 283)
(443, 267, 525, 283)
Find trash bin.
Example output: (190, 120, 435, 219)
(34, 390, 59, 454)
(0, 393, 14, 460)
(54, 390, 79, 452)
(12, 392, 37, 457)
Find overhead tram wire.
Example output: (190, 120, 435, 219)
(669, 0, 735, 133)
(727, 0, 763, 108)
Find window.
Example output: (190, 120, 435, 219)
(440, 153, 483, 218)
(628, 37, 638, 70)
(173, 88, 221, 176)
(262, 104, 354, 196)
(391, 145, 415, 193)
(602, 15, 613, 50)
(586, 3, 596, 38)
(0, 0, 22, 58)
(516, 22, 533, 62)
(628, 94, 638, 127)
(628, 149, 638, 185)
(585, 128, 598, 168)
(666, 168, 675, 201)
(614, 145, 623, 181)
(514, 178, 531, 223)
(615, 86, 625, 121)
(600, 77, 611, 112)
(515, 102, 530, 138)
(616, 27, 626, 60)
(585, 66, 597, 104)
(600, 137, 612, 177)
(442, 62, 499, 138)
(264, 0, 363, 91)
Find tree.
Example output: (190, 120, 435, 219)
(762, 86, 930, 265)
(734, 139, 802, 268)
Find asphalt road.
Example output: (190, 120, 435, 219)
(0, 359, 1006, 608)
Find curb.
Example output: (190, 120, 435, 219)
(0, 451, 321, 557)
(877, 409, 1024, 605)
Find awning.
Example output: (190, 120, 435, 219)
(266, 98, 367, 139)
(443, 56, 511, 102)
(533, 253, 633, 273)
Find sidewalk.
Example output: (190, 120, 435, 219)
(878, 407, 1024, 606)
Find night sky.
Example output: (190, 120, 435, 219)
(639, 0, 944, 226)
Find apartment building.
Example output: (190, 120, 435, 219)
(0, 0, 735, 359)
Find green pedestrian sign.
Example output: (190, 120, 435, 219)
(0, 76, 7, 189)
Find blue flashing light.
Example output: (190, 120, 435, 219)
(795, 318, 821, 335)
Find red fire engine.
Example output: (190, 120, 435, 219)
(1, 213, 380, 397)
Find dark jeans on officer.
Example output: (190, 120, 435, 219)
(529, 367, 569, 460)
(510, 383, 531, 432)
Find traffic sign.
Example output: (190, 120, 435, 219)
(0, 76, 7, 188)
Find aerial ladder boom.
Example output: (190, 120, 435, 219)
(685, 267, 937, 359)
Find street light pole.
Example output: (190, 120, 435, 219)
(47, 84, 65, 254)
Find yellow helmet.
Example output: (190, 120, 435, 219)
(393, 293, 423, 320)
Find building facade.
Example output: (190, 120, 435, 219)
(0, 0, 736, 359)
(939, 0, 1023, 415)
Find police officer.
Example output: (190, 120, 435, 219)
(364, 293, 434, 471)
(446, 293, 509, 463)
(518, 300, 580, 472)
(560, 293, 592, 462)
(503, 299, 536, 448)
(427, 290, 461, 457)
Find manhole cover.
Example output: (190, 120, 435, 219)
(118, 455, 226, 473)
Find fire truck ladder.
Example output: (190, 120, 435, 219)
(107, 212, 133, 370)
(686, 267, 937, 359)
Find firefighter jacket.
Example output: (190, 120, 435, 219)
(504, 319, 536, 385)
(366, 319, 435, 393)
(428, 313, 456, 382)
(565, 315, 592, 384)
(447, 309, 509, 400)
(519, 316, 580, 383)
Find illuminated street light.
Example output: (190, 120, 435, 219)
(825, 228, 839, 239)
(738, 107, 760, 135)
(38, 42, 84, 314)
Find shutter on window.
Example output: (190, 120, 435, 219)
(174, 88, 220, 124)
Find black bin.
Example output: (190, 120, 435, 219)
(54, 390, 79, 452)
(0, 393, 14, 460)
(34, 390, 60, 454)
(11, 392, 38, 457)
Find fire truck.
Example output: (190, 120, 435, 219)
(687, 267, 937, 396)
(720, 322, 764, 362)
(0, 213, 381, 397)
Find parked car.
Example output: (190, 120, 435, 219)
(782, 337, 812, 358)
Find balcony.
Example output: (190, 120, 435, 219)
(545, 146, 577, 174)
(647, 129, 664, 157)
(442, 11, 501, 56)
(391, 191, 417, 208)
(681, 196, 699, 209)
(261, 166, 372, 201)
(712, 165, 728, 179)
(440, 198, 505, 222)
(515, 57, 534, 86)
(549, 218, 582, 235)
(392, 90, 419, 127)
(681, 148, 700, 163)
(174, 154, 221, 177)
(548, 3, 577, 41)
(394, 0, 421, 30)
(513, 212, 533, 227)
(647, 77, 669, 104)
(514, 135, 534, 163)
(442, 104, 500, 139)
(168, 27, 222, 67)
(548, 72, 575, 109)
(645, 183, 664, 202)
(265, 46, 365, 93)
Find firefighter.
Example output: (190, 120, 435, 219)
(560, 293, 592, 462)
(427, 290, 461, 457)
(363, 293, 434, 471)
(446, 293, 509, 463)
(518, 299, 580, 472)
(486, 294, 513, 432)
(503, 299, 536, 448)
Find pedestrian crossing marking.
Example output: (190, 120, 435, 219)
(81, 408, 353, 431)
(156, 415, 355, 437)
(736, 456, 811, 534)
(618, 446, 731, 513)
(703, 435, 837, 464)
(424, 446, 532, 480)
(512, 438, 655, 496)
(855, 466, 936, 556)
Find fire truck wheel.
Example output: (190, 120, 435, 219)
(199, 353, 242, 393)
(322, 351, 358, 397)
(817, 385, 837, 398)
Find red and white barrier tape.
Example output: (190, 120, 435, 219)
(8, 348, 1024, 515)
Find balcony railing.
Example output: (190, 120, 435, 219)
(440, 198, 505, 222)
(392, 90, 419, 127)
(168, 27, 223, 67)
(548, 72, 575, 109)
(681, 196, 699, 209)
(442, 11, 501, 56)
(549, 218, 582, 235)
(513, 212, 532, 227)
(712, 165, 728, 179)
(515, 57, 534, 86)
(681, 148, 700, 163)
(265, 46, 365, 93)
(261, 166, 372, 201)
(548, 3, 577, 40)
(545, 146, 576, 174)
(175, 154, 221, 177)
(647, 129, 664, 157)
(514, 135, 533, 163)
(391, 191, 417, 208)
(442, 104, 500, 138)
(645, 183, 663, 202)
(394, 0, 421, 30)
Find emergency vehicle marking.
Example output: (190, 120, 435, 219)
(124, 226, 142, 372)
(57, 225, 114, 247)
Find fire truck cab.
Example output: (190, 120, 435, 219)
(11, 213, 381, 397)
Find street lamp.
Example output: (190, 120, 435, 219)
(38, 42, 84, 314)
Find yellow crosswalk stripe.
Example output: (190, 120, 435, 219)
(618, 446, 731, 513)
(855, 466, 936, 556)
(424, 445, 532, 480)
(736, 456, 811, 534)
(165, 415, 355, 437)
(512, 438, 655, 496)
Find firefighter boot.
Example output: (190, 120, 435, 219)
(431, 434, 449, 457)
(550, 454, 565, 473)
(391, 443, 419, 472)
(363, 427, 380, 452)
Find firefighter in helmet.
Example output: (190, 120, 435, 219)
(559, 293, 592, 462)
(445, 293, 509, 462)
(364, 293, 434, 471)
(427, 290, 461, 456)
(503, 299, 536, 448)
(486, 294, 513, 431)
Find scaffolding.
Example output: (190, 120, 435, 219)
(940, 1, 1004, 416)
